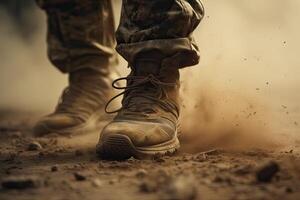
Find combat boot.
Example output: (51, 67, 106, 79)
(96, 52, 180, 159)
(33, 68, 114, 136)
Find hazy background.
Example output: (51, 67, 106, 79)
(0, 0, 299, 151)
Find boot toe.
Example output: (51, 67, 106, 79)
(100, 119, 176, 147)
(33, 114, 82, 136)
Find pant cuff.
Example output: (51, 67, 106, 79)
(116, 37, 200, 69)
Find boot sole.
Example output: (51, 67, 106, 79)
(96, 133, 180, 160)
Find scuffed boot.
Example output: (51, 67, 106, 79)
(33, 68, 114, 136)
(96, 52, 180, 159)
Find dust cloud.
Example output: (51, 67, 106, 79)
(0, 0, 299, 152)
(179, 0, 300, 152)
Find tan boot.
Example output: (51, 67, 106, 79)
(96, 53, 180, 159)
(33, 68, 114, 136)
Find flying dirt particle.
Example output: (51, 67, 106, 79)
(256, 161, 280, 183)
(281, 105, 287, 109)
(73, 172, 87, 181)
(266, 82, 269, 85)
(256, 88, 260, 91)
(1, 176, 41, 190)
(294, 122, 298, 126)
(27, 141, 42, 151)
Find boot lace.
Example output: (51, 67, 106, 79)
(105, 74, 179, 118)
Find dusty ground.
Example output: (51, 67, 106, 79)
(0, 111, 299, 200)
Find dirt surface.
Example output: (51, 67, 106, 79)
(0, 111, 299, 200)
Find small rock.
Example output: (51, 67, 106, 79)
(108, 179, 117, 185)
(256, 161, 280, 183)
(161, 175, 198, 200)
(127, 157, 138, 163)
(51, 165, 58, 172)
(91, 178, 103, 188)
(74, 172, 87, 181)
(2, 176, 41, 189)
(27, 141, 43, 151)
(194, 153, 207, 162)
(136, 169, 148, 179)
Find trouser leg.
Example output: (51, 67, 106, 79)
(36, 0, 117, 73)
(116, 0, 204, 69)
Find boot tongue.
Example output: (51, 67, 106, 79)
(133, 51, 164, 76)
(133, 51, 179, 83)
(123, 54, 162, 113)
(121, 52, 180, 115)
(134, 61, 160, 76)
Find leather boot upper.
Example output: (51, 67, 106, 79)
(100, 52, 180, 147)
(34, 68, 114, 136)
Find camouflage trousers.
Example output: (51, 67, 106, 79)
(36, 0, 204, 73)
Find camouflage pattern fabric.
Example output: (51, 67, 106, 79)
(37, 0, 204, 72)
(116, 0, 204, 68)
(36, 0, 117, 73)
